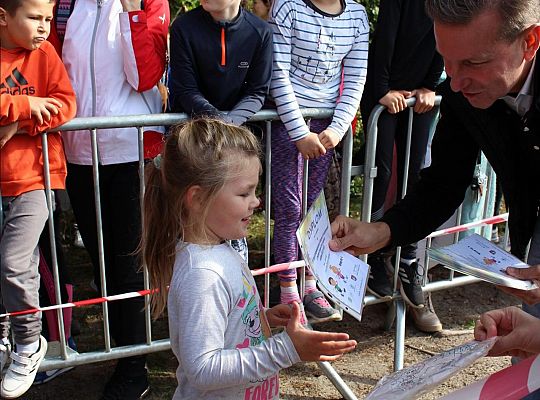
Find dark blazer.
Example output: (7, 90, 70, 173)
(381, 58, 540, 259)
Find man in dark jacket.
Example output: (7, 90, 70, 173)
(331, 0, 539, 392)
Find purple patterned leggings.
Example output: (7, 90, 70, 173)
(271, 119, 334, 282)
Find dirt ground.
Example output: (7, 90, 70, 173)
(22, 262, 520, 400)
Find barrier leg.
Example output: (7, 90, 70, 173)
(318, 361, 359, 400)
(394, 300, 406, 371)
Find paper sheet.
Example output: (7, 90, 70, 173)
(296, 191, 369, 321)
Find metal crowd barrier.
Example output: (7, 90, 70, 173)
(22, 108, 359, 399)
(360, 96, 509, 372)
(1, 101, 507, 399)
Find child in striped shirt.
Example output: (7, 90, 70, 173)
(269, 0, 369, 322)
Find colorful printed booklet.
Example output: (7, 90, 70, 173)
(296, 191, 370, 321)
(428, 234, 537, 290)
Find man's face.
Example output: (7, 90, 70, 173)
(435, 10, 530, 109)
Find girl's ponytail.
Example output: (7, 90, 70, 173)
(141, 159, 181, 319)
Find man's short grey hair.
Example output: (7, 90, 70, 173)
(425, 0, 540, 41)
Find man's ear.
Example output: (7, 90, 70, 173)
(0, 7, 8, 26)
(523, 24, 540, 62)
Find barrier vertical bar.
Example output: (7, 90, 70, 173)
(264, 120, 272, 308)
(137, 126, 152, 345)
(299, 119, 311, 298)
(448, 205, 463, 281)
(339, 125, 353, 216)
(391, 107, 416, 372)
(90, 127, 112, 352)
(480, 164, 495, 239)
(393, 300, 406, 371)
(41, 132, 68, 359)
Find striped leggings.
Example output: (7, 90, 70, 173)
(271, 119, 334, 282)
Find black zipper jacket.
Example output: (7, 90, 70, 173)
(169, 6, 273, 125)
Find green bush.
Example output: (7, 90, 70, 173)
(169, 0, 379, 25)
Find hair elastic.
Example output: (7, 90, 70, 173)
(153, 154, 162, 170)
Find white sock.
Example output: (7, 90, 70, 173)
(15, 339, 39, 355)
(305, 279, 317, 294)
(280, 285, 301, 304)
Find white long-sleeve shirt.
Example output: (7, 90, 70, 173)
(61, 0, 169, 165)
(269, 0, 369, 141)
(168, 242, 300, 400)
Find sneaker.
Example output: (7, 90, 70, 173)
(33, 366, 74, 385)
(33, 337, 77, 385)
(397, 260, 425, 308)
(296, 301, 308, 326)
(408, 293, 442, 333)
(0, 339, 11, 375)
(101, 370, 150, 400)
(1, 336, 47, 399)
(367, 256, 393, 299)
(303, 291, 342, 323)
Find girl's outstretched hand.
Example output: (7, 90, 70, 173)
(266, 304, 292, 327)
(286, 302, 357, 361)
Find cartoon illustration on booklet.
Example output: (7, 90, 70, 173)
(296, 191, 370, 321)
(428, 233, 537, 290)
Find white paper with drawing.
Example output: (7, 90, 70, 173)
(296, 191, 369, 321)
(428, 234, 537, 290)
(365, 338, 497, 400)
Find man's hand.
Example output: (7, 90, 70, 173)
(0, 122, 19, 148)
(318, 129, 340, 150)
(328, 215, 391, 256)
(28, 97, 62, 125)
(411, 88, 436, 114)
(286, 302, 357, 361)
(379, 90, 412, 114)
(295, 133, 326, 160)
(474, 306, 540, 359)
(498, 265, 540, 305)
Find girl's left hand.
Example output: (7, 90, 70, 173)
(265, 304, 292, 327)
(318, 129, 340, 149)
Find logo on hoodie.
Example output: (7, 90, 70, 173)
(238, 61, 250, 69)
(0, 68, 35, 95)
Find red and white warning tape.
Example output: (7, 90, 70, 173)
(0, 261, 307, 319)
(2, 213, 510, 320)
(427, 213, 508, 239)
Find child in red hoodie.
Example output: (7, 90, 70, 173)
(0, 0, 76, 396)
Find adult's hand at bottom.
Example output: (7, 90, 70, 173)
(474, 306, 540, 359)
(328, 215, 391, 256)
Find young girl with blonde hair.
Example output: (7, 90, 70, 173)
(141, 119, 356, 399)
